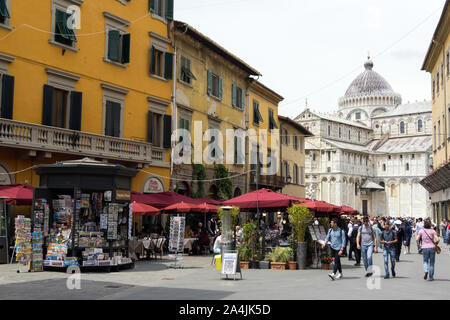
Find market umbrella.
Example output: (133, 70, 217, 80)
(195, 202, 220, 213)
(131, 191, 202, 209)
(289, 196, 337, 213)
(0, 184, 34, 205)
(130, 202, 161, 217)
(339, 205, 358, 216)
(162, 201, 205, 214)
(191, 197, 223, 205)
(222, 189, 294, 211)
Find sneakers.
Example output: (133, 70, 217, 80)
(384, 275, 390, 279)
(392, 270, 396, 278)
(328, 273, 336, 280)
(424, 272, 428, 280)
(335, 273, 342, 280)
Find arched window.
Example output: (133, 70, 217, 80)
(417, 119, 423, 133)
(400, 121, 405, 134)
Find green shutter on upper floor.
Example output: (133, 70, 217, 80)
(149, 0, 155, 13)
(0, 0, 10, 19)
(166, 0, 174, 20)
(164, 52, 173, 79)
(232, 84, 237, 107)
(150, 46, 156, 74)
(241, 89, 246, 110)
(121, 34, 131, 64)
(218, 76, 223, 100)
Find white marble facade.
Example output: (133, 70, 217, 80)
(295, 59, 433, 219)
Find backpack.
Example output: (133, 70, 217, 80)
(350, 225, 359, 240)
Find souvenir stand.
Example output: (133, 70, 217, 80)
(31, 159, 138, 273)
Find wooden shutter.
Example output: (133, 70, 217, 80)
(0, 74, 14, 119)
(105, 101, 113, 136)
(121, 34, 131, 64)
(207, 70, 212, 95)
(42, 85, 54, 126)
(164, 52, 173, 79)
(241, 89, 246, 110)
(105, 101, 121, 137)
(108, 30, 120, 62)
(147, 111, 154, 143)
(112, 102, 121, 137)
(163, 114, 172, 149)
(149, 0, 155, 12)
(165, 0, 174, 20)
(69, 91, 82, 131)
(232, 84, 236, 107)
(150, 46, 156, 74)
(218, 76, 223, 100)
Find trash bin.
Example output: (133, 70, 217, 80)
(215, 254, 221, 271)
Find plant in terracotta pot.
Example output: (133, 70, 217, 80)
(238, 244, 251, 269)
(288, 204, 313, 270)
(320, 253, 334, 270)
(266, 247, 292, 270)
(286, 247, 297, 270)
(242, 220, 259, 268)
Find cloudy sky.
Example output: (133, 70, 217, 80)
(176, 0, 444, 118)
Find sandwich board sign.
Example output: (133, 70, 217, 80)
(220, 251, 242, 280)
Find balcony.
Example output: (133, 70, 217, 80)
(250, 172, 285, 190)
(0, 118, 168, 166)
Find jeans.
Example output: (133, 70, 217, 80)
(382, 247, 396, 276)
(361, 244, 374, 272)
(442, 229, 447, 243)
(331, 248, 342, 274)
(447, 230, 450, 244)
(422, 248, 436, 279)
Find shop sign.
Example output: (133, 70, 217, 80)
(143, 177, 164, 193)
(116, 190, 131, 201)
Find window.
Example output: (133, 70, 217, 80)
(300, 166, 304, 185)
(53, 8, 77, 48)
(149, 0, 174, 20)
(388, 155, 391, 160)
(269, 109, 278, 130)
(151, 46, 173, 79)
(328, 125, 331, 136)
(180, 56, 196, 84)
(312, 153, 316, 161)
(412, 154, 415, 159)
(406, 163, 409, 171)
(437, 71, 440, 94)
(327, 151, 331, 161)
(42, 84, 82, 131)
(432, 78, 436, 100)
(232, 84, 245, 110)
(355, 112, 361, 120)
(434, 125, 437, 150)
(293, 165, 299, 185)
(0, 73, 14, 119)
(107, 30, 130, 65)
(382, 164, 386, 172)
(0, 0, 10, 26)
(358, 131, 361, 141)
(400, 121, 405, 134)
(299, 137, 303, 153)
(101, 83, 128, 138)
(253, 100, 263, 125)
(417, 119, 423, 133)
(207, 70, 222, 99)
(438, 120, 441, 146)
(105, 100, 121, 137)
(149, 113, 162, 146)
(339, 127, 342, 138)
(348, 130, 351, 140)
(293, 136, 298, 150)
(234, 136, 243, 165)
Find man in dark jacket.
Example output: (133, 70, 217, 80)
(350, 219, 361, 266)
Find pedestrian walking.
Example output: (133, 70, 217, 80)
(322, 218, 346, 280)
(393, 220, 403, 261)
(416, 219, 440, 281)
(347, 216, 355, 260)
(372, 222, 382, 251)
(414, 218, 424, 253)
(350, 219, 362, 266)
(357, 216, 378, 277)
(401, 220, 412, 254)
(440, 219, 448, 244)
(380, 222, 397, 279)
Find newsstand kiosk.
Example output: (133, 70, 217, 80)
(31, 158, 138, 272)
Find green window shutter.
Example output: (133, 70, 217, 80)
(164, 52, 173, 80)
(163, 115, 172, 148)
(108, 30, 120, 62)
(121, 34, 131, 64)
(207, 70, 212, 95)
(0, 0, 10, 19)
(69, 91, 83, 131)
(150, 46, 156, 74)
(241, 89, 246, 110)
(0, 74, 14, 120)
(42, 85, 54, 126)
(218, 76, 223, 100)
(232, 84, 236, 107)
(149, 0, 155, 13)
(184, 119, 190, 131)
(234, 136, 238, 164)
(165, 0, 174, 20)
(148, 111, 154, 143)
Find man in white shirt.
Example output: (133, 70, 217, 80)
(347, 216, 355, 260)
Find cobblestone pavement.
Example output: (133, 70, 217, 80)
(0, 244, 449, 300)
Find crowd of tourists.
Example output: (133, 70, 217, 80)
(323, 216, 446, 281)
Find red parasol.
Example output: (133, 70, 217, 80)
(222, 189, 294, 210)
(339, 205, 358, 215)
(195, 202, 220, 213)
(130, 202, 161, 217)
(0, 184, 34, 205)
(162, 201, 203, 214)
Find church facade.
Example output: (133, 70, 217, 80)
(295, 59, 433, 218)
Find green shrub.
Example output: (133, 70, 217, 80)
(265, 247, 293, 262)
(288, 204, 313, 242)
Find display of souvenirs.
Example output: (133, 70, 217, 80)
(80, 194, 90, 208)
(81, 248, 110, 266)
(63, 257, 79, 267)
(45, 243, 68, 261)
(33, 199, 49, 234)
(31, 231, 44, 272)
(107, 204, 119, 240)
(78, 231, 106, 248)
(52, 197, 73, 225)
(15, 216, 32, 264)
(169, 216, 185, 253)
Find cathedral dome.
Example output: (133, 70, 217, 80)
(338, 58, 401, 110)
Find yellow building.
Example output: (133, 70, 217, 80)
(0, 0, 174, 223)
(420, 0, 450, 223)
(278, 115, 312, 198)
(247, 80, 285, 192)
(172, 21, 261, 199)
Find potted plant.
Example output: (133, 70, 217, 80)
(320, 253, 334, 270)
(238, 244, 251, 269)
(266, 247, 292, 270)
(242, 220, 259, 269)
(286, 247, 297, 270)
(259, 256, 270, 269)
(288, 204, 313, 270)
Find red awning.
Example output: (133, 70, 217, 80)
(222, 189, 294, 210)
(0, 184, 34, 205)
(130, 202, 161, 217)
(340, 205, 359, 215)
(131, 192, 200, 209)
(289, 197, 338, 213)
(162, 202, 205, 214)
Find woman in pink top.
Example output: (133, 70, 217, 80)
(416, 219, 440, 281)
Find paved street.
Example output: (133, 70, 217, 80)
(0, 243, 449, 300)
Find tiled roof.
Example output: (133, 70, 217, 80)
(372, 101, 431, 118)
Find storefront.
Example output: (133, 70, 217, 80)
(31, 158, 137, 272)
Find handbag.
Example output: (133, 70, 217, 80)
(423, 229, 441, 254)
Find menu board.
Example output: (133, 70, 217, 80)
(168, 216, 185, 253)
(221, 252, 238, 275)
